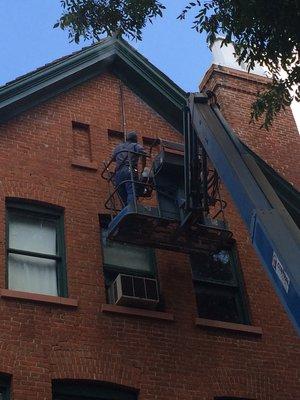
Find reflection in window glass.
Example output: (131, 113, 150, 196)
(191, 250, 234, 283)
(191, 248, 249, 324)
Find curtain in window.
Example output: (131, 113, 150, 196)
(8, 254, 57, 295)
(9, 214, 56, 254)
(8, 213, 58, 295)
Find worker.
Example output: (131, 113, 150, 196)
(112, 131, 146, 206)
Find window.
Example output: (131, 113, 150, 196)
(100, 215, 157, 299)
(6, 201, 67, 297)
(102, 232, 156, 278)
(102, 230, 156, 284)
(0, 375, 10, 400)
(52, 380, 138, 400)
(191, 247, 249, 324)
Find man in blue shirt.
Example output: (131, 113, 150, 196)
(112, 131, 146, 206)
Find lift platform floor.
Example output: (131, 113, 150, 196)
(106, 203, 233, 254)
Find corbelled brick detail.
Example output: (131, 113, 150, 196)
(0, 71, 298, 400)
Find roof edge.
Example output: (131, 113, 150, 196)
(0, 37, 187, 130)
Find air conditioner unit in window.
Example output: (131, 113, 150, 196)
(108, 274, 159, 309)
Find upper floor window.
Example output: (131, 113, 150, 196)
(6, 200, 67, 297)
(191, 246, 249, 324)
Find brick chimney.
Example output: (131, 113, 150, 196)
(200, 38, 300, 188)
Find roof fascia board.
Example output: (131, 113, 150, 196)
(113, 43, 186, 132)
(0, 37, 187, 129)
(0, 39, 116, 101)
(0, 38, 118, 122)
(0, 61, 112, 123)
(115, 39, 186, 110)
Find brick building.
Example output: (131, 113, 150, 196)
(0, 37, 299, 399)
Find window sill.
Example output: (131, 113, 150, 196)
(0, 289, 79, 307)
(195, 317, 262, 336)
(101, 304, 175, 321)
(71, 158, 98, 171)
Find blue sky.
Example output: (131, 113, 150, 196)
(0, 1, 212, 91)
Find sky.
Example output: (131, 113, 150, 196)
(0, 1, 298, 130)
(0, 1, 211, 91)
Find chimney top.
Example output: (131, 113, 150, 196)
(210, 37, 266, 77)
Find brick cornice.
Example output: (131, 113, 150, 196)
(211, 82, 259, 97)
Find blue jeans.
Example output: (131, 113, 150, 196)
(115, 167, 137, 206)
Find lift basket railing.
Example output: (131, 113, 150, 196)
(101, 150, 154, 216)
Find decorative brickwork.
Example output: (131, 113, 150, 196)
(72, 121, 92, 160)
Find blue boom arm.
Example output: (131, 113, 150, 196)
(188, 93, 300, 335)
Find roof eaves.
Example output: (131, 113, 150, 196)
(0, 37, 118, 122)
(0, 37, 187, 130)
(115, 38, 187, 110)
(0, 38, 111, 89)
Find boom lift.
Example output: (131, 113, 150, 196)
(102, 93, 300, 335)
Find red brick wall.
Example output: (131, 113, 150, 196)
(0, 71, 299, 400)
(200, 64, 300, 189)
